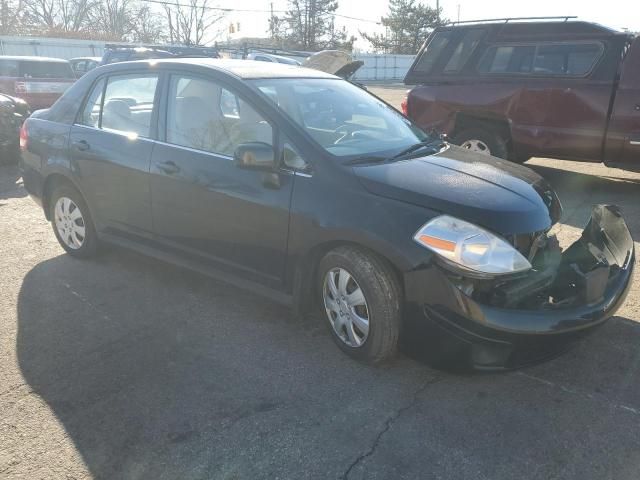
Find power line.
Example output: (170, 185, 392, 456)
(139, 0, 380, 24)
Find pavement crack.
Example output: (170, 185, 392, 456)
(341, 375, 445, 480)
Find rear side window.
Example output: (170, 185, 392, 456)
(412, 31, 454, 73)
(81, 74, 158, 137)
(443, 29, 485, 73)
(18, 61, 74, 79)
(79, 79, 105, 127)
(478, 43, 602, 76)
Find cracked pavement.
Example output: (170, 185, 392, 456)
(1, 86, 640, 479)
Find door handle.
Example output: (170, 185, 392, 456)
(72, 139, 90, 151)
(156, 160, 180, 175)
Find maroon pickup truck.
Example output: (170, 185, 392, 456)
(402, 19, 640, 168)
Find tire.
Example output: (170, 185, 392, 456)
(452, 127, 509, 160)
(317, 246, 401, 363)
(49, 183, 98, 258)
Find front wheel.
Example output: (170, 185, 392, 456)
(452, 127, 509, 160)
(49, 184, 98, 258)
(318, 246, 401, 363)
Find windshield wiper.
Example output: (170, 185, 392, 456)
(390, 139, 446, 161)
(344, 155, 389, 166)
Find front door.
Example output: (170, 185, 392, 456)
(149, 73, 293, 286)
(69, 73, 159, 235)
(604, 37, 640, 165)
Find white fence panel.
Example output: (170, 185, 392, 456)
(0, 36, 106, 59)
(352, 53, 415, 81)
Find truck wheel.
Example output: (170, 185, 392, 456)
(49, 184, 98, 258)
(453, 127, 509, 160)
(318, 246, 401, 363)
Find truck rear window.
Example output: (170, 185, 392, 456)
(411, 31, 453, 73)
(0, 59, 74, 79)
(478, 42, 603, 76)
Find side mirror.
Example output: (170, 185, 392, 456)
(233, 142, 276, 171)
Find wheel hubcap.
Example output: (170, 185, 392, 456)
(54, 197, 86, 250)
(460, 139, 491, 155)
(323, 268, 369, 348)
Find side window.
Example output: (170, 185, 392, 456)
(478, 45, 535, 74)
(220, 88, 240, 118)
(479, 43, 602, 76)
(412, 31, 453, 73)
(283, 141, 308, 171)
(166, 75, 273, 156)
(101, 74, 158, 137)
(79, 78, 105, 127)
(534, 43, 602, 76)
(443, 29, 485, 73)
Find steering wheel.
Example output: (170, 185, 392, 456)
(334, 124, 359, 144)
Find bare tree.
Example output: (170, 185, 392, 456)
(163, 0, 224, 46)
(1, 0, 23, 34)
(22, 0, 94, 34)
(91, 0, 135, 40)
(131, 4, 167, 43)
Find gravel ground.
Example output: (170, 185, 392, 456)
(1, 86, 639, 479)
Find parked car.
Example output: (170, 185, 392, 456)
(302, 50, 364, 80)
(247, 52, 301, 65)
(0, 92, 30, 164)
(70, 57, 101, 78)
(20, 59, 634, 369)
(403, 19, 640, 168)
(101, 45, 219, 65)
(0, 56, 75, 110)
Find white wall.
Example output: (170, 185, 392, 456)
(0, 36, 106, 59)
(352, 53, 415, 81)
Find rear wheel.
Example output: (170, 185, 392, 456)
(318, 246, 401, 363)
(49, 184, 98, 258)
(453, 127, 509, 160)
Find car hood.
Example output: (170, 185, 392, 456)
(353, 145, 562, 235)
(302, 50, 363, 79)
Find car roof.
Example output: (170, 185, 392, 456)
(70, 57, 102, 62)
(0, 55, 70, 63)
(438, 20, 626, 40)
(120, 58, 337, 79)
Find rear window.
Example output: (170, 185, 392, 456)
(0, 59, 73, 78)
(443, 29, 485, 73)
(411, 31, 454, 74)
(478, 42, 603, 76)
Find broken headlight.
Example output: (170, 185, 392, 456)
(413, 215, 532, 276)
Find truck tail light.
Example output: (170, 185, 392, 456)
(401, 95, 408, 116)
(14, 81, 27, 94)
(19, 122, 28, 151)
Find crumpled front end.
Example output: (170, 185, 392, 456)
(404, 205, 635, 370)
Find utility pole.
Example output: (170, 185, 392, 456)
(457, 4, 461, 23)
(436, 0, 440, 23)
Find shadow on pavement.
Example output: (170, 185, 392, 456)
(15, 247, 640, 479)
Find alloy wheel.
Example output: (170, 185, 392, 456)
(54, 196, 86, 250)
(323, 267, 370, 347)
(460, 139, 491, 155)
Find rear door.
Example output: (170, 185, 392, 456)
(604, 37, 640, 165)
(69, 72, 159, 235)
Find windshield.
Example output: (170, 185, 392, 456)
(250, 78, 429, 159)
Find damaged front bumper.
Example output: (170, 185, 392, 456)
(403, 205, 635, 370)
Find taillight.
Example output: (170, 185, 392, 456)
(401, 96, 408, 116)
(19, 122, 28, 151)
(14, 81, 27, 94)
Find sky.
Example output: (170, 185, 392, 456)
(215, 0, 640, 51)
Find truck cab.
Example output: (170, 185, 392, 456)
(403, 18, 640, 168)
